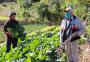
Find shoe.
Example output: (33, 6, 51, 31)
(70, 61, 74, 62)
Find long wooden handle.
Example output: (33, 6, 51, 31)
(56, 32, 78, 53)
(63, 32, 78, 45)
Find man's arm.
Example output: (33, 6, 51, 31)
(4, 22, 8, 32)
(3, 22, 11, 36)
(77, 19, 85, 36)
(60, 19, 66, 43)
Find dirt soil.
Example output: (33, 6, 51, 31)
(79, 42, 90, 62)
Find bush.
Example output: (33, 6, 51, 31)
(16, 0, 88, 24)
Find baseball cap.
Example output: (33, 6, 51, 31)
(10, 12, 16, 17)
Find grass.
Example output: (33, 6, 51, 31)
(0, 16, 24, 21)
(0, 24, 47, 43)
(0, 16, 8, 20)
(23, 24, 47, 33)
(0, 27, 6, 43)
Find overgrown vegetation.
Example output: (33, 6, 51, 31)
(0, 0, 89, 23)
(16, 0, 90, 22)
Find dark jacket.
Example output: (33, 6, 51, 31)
(4, 19, 19, 38)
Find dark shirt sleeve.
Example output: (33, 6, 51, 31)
(4, 20, 19, 32)
(16, 21, 19, 25)
(4, 21, 9, 32)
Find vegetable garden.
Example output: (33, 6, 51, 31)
(0, 26, 66, 62)
(0, 25, 90, 62)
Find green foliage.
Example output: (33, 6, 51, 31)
(0, 26, 66, 62)
(0, 0, 89, 23)
(74, 4, 86, 18)
(16, 0, 63, 22)
(86, 25, 90, 35)
(16, 0, 89, 22)
(16, 0, 32, 18)
(29, 2, 48, 21)
(17, 0, 32, 9)
(79, 25, 90, 44)
(0, 24, 47, 43)
(7, 25, 25, 38)
(0, 25, 90, 62)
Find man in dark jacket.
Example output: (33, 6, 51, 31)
(4, 12, 19, 52)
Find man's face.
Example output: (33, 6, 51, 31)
(10, 15, 16, 20)
(65, 10, 73, 19)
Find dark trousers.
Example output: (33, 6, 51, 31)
(6, 37, 18, 53)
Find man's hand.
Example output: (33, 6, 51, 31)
(56, 44, 65, 53)
(56, 47, 63, 53)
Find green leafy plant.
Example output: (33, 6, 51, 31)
(7, 25, 25, 39)
(0, 25, 89, 62)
